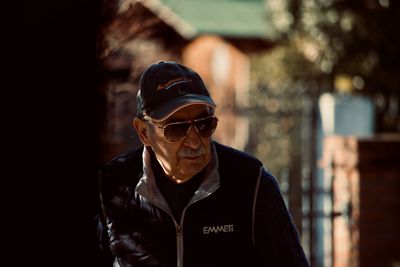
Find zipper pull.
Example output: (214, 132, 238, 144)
(176, 224, 182, 235)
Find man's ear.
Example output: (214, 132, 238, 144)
(133, 117, 151, 146)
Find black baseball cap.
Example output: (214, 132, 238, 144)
(137, 61, 216, 121)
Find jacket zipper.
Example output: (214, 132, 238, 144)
(176, 224, 183, 267)
(138, 187, 218, 267)
(176, 195, 212, 267)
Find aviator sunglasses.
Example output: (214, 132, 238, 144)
(146, 115, 218, 143)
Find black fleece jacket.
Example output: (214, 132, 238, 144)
(96, 142, 310, 267)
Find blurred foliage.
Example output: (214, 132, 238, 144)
(247, 0, 400, 178)
(263, 0, 400, 91)
(272, 0, 400, 94)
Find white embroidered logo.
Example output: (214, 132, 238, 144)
(203, 224, 234, 234)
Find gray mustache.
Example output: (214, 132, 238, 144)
(178, 146, 206, 157)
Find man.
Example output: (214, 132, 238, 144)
(97, 61, 310, 267)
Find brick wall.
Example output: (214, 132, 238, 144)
(323, 134, 400, 267)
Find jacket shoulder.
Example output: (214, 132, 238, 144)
(100, 146, 144, 177)
(213, 141, 263, 188)
(99, 146, 144, 201)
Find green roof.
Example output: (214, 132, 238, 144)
(159, 0, 278, 40)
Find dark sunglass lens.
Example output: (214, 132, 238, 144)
(164, 122, 191, 142)
(195, 117, 218, 137)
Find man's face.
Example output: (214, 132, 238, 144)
(136, 104, 214, 183)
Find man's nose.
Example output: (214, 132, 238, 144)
(183, 125, 202, 149)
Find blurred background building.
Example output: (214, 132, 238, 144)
(96, 0, 400, 266)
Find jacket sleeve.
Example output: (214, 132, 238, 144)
(254, 168, 310, 267)
(95, 213, 117, 267)
(98, 168, 167, 267)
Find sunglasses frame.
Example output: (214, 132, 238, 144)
(146, 115, 218, 143)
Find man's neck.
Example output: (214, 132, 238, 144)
(148, 148, 194, 184)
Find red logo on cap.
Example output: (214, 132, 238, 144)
(157, 78, 192, 91)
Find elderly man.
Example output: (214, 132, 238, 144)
(97, 61, 310, 267)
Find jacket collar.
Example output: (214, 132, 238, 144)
(135, 141, 220, 214)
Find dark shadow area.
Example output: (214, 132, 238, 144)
(11, 1, 105, 266)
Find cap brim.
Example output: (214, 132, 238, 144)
(146, 94, 216, 121)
